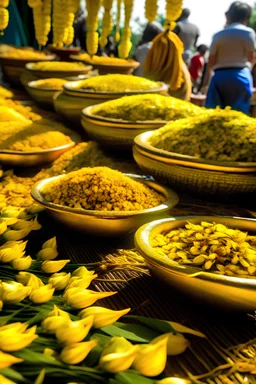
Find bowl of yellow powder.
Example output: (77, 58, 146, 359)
(27, 78, 68, 110)
(31, 167, 178, 236)
(26, 61, 93, 79)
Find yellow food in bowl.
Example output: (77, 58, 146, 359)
(41, 166, 165, 211)
(32, 78, 68, 90)
(0, 98, 41, 121)
(0, 86, 13, 99)
(76, 74, 162, 92)
(77, 53, 131, 65)
(0, 106, 30, 122)
(0, 48, 47, 59)
(29, 61, 86, 71)
(90, 94, 202, 122)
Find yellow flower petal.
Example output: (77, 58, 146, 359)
(46, 304, 70, 319)
(0, 374, 17, 384)
(72, 266, 95, 278)
(37, 247, 58, 261)
(48, 272, 71, 290)
(1, 281, 32, 304)
(79, 306, 130, 328)
(64, 288, 117, 309)
(0, 325, 38, 351)
(60, 340, 98, 364)
(29, 284, 55, 304)
(152, 333, 190, 356)
(11, 255, 32, 270)
(56, 316, 94, 345)
(41, 259, 70, 273)
(41, 316, 70, 333)
(0, 350, 23, 369)
(42, 236, 57, 249)
(67, 274, 97, 289)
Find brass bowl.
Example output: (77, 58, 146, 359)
(133, 131, 256, 197)
(0, 131, 80, 167)
(31, 174, 179, 237)
(81, 105, 167, 150)
(54, 80, 169, 126)
(26, 80, 64, 110)
(0, 54, 56, 86)
(71, 55, 140, 75)
(25, 62, 93, 80)
(135, 216, 256, 311)
(47, 45, 80, 61)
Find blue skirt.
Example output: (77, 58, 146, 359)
(205, 67, 253, 114)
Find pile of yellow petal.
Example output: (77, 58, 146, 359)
(32, 78, 68, 90)
(29, 61, 87, 71)
(77, 53, 132, 65)
(0, 85, 13, 99)
(0, 48, 48, 59)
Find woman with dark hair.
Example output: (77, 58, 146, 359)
(134, 21, 163, 76)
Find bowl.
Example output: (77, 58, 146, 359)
(47, 45, 81, 61)
(135, 216, 256, 311)
(26, 80, 65, 110)
(54, 80, 169, 126)
(0, 130, 80, 167)
(71, 55, 140, 75)
(133, 131, 256, 197)
(31, 174, 179, 237)
(25, 62, 93, 80)
(0, 54, 56, 86)
(81, 105, 167, 150)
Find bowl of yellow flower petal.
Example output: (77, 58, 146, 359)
(71, 54, 140, 75)
(81, 94, 202, 150)
(31, 167, 178, 236)
(54, 74, 169, 126)
(0, 49, 56, 86)
(0, 118, 80, 167)
(133, 109, 256, 197)
(25, 61, 93, 80)
(135, 216, 256, 311)
(26, 78, 69, 110)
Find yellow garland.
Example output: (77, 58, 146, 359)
(53, 0, 69, 47)
(86, 0, 101, 56)
(0, 0, 9, 7)
(145, 0, 158, 22)
(64, 0, 80, 46)
(0, 0, 9, 35)
(118, 0, 133, 59)
(28, 0, 51, 47)
(42, 0, 52, 46)
(99, 0, 114, 49)
(114, 0, 122, 43)
(165, 0, 182, 29)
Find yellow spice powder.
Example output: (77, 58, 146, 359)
(33, 78, 68, 90)
(42, 167, 164, 211)
(30, 61, 86, 71)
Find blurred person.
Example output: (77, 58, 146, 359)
(73, 5, 87, 51)
(189, 44, 208, 93)
(173, 8, 200, 65)
(206, 1, 256, 114)
(0, 0, 28, 46)
(134, 21, 163, 77)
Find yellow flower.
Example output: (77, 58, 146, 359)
(16, 272, 43, 287)
(46, 304, 70, 319)
(0, 245, 25, 263)
(3, 228, 33, 241)
(11, 255, 32, 270)
(26, 204, 44, 214)
(0, 281, 32, 304)
(43, 348, 58, 357)
(99, 336, 138, 373)
(29, 284, 55, 304)
(152, 333, 190, 356)
(0, 325, 38, 351)
(0, 350, 23, 369)
(60, 340, 98, 364)
(37, 248, 58, 261)
(1, 217, 18, 226)
(55, 316, 94, 345)
(79, 306, 130, 328)
(166, 321, 206, 338)
(0, 375, 17, 384)
(0, 299, 3, 310)
(41, 259, 70, 273)
(48, 272, 71, 290)
(63, 287, 117, 309)
(67, 274, 97, 289)
(1, 206, 21, 218)
(132, 336, 168, 377)
(0, 240, 27, 251)
(42, 316, 70, 333)
(156, 378, 192, 384)
(0, 322, 28, 333)
(12, 217, 41, 231)
(72, 266, 95, 278)
(42, 236, 57, 249)
(0, 218, 7, 235)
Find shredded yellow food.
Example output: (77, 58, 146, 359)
(0, 48, 48, 59)
(0, 85, 13, 98)
(0, 98, 41, 121)
(77, 53, 131, 65)
(0, 119, 72, 151)
(150, 108, 256, 162)
(29, 61, 86, 71)
(91, 94, 202, 121)
(77, 74, 161, 92)
(42, 166, 164, 211)
(32, 78, 68, 90)
(0, 106, 30, 122)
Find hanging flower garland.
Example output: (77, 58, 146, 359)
(99, 0, 114, 49)
(0, 0, 9, 35)
(118, 0, 133, 59)
(28, 0, 52, 47)
(52, 0, 69, 47)
(63, 0, 81, 47)
(165, 0, 183, 29)
(114, 0, 122, 43)
(145, 0, 158, 23)
(86, 0, 101, 56)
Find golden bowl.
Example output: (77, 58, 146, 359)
(0, 131, 80, 167)
(0, 54, 56, 86)
(71, 55, 140, 75)
(31, 174, 179, 237)
(25, 62, 93, 80)
(133, 131, 256, 197)
(81, 105, 167, 150)
(47, 45, 81, 61)
(26, 80, 64, 110)
(54, 81, 169, 126)
(135, 216, 256, 311)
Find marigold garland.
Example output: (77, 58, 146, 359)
(145, 0, 158, 23)
(166, 0, 183, 29)
(118, 0, 133, 59)
(99, 0, 114, 49)
(0, 0, 9, 35)
(114, 0, 122, 43)
(86, 0, 101, 56)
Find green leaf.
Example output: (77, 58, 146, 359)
(126, 316, 175, 334)
(14, 349, 63, 367)
(0, 368, 28, 382)
(91, 332, 110, 348)
(112, 371, 155, 384)
(101, 322, 160, 342)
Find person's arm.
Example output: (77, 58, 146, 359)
(200, 36, 218, 93)
(247, 30, 256, 64)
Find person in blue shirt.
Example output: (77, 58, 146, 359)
(0, 0, 28, 46)
(206, 1, 256, 114)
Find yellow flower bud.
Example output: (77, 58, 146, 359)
(0, 218, 7, 235)
(67, 274, 97, 289)
(0, 350, 23, 369)
(79, 306, 130, 328)
(0, 240, 27, 251)
(72, 266, 95, 278)
(48, 272, 71, 290)
(167, 321, 206, 338)
(46, 304, 70, 319)
(156, 378, 192, 384)
(63, 287, 117, 309)
(1, 217, 18, 226)
(42, 316, 70, 333)
(37, 248, 58, 261)
(56, 316, 94, 345)
(152, 333, 190, 356)
(0, 322, 28, 333)
(12, 217, 41, 231)
(16, 272, 43, 287)
(43, 348, 57, 357)
(25, 204, 44, 214)
(3, 228, 32, 241)
(1, 206, 21, 218)
(41, 259, 70, 273)
(0, 375, 16, 384)
(1, 281, 32, 304)
(132, 336, 168, 377)
(0, 325, 38, 351)
(42, 236, 57, 249)
(99, 337, 138, 373)
(60, 340, 98, 364)
(29, 284, 55, 304)
(11, 256, 32, 270)
(0, 246, 25, 263)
